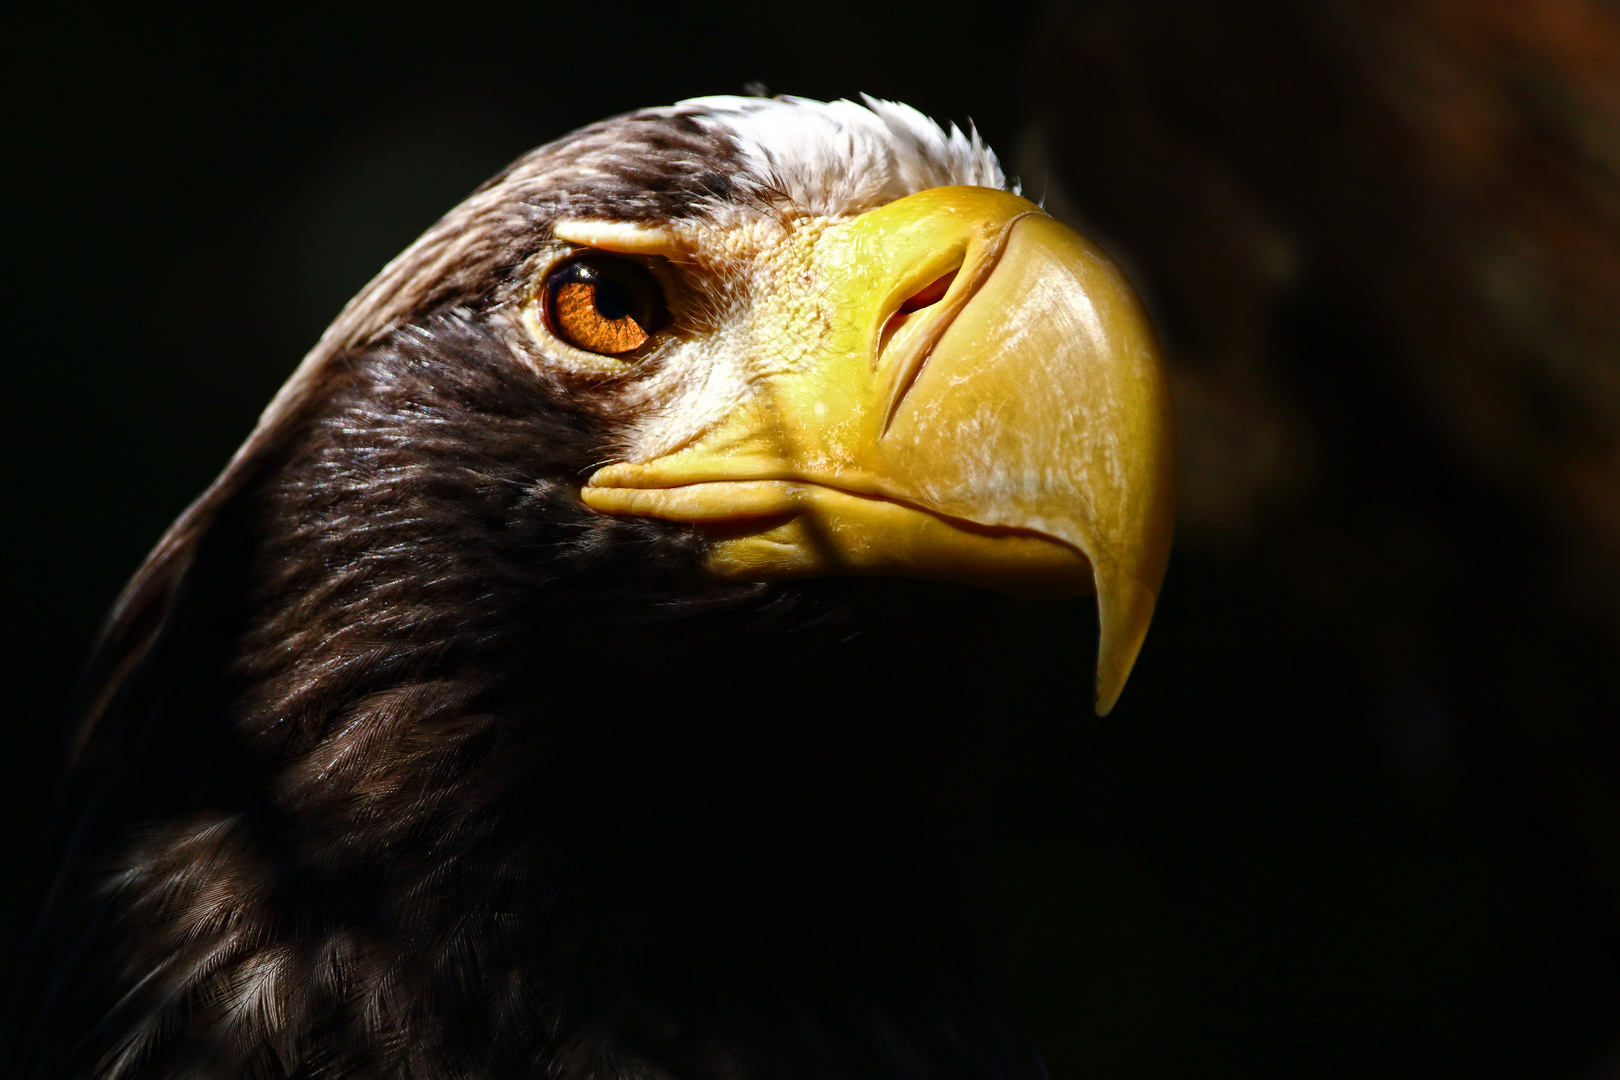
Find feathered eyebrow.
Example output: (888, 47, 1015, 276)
(553, 219, 690, 259)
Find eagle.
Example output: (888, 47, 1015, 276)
(4, 95, 1174, 1080)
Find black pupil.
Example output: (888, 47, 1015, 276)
(591, 278, 635, 322)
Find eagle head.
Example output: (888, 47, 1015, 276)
(265, 93, 1172, 713)
(6, 95, 1174, 1080)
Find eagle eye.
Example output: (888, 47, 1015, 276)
(543, 255, 668, 357)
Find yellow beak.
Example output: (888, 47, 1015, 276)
(581, 186, 1175, 714)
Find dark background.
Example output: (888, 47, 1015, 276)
(8, 1, 1620, 1075)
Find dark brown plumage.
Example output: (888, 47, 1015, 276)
(3, 102, 1052, 1080)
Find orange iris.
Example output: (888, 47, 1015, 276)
(552, 280, 651, 354)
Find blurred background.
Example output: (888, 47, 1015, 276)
(7, 0, 1620, 1075)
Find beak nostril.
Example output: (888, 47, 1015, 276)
(899, 269, 959, 313)
(880, 268, 961, 358)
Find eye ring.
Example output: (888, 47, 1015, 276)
(541, 254, 668, 357)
